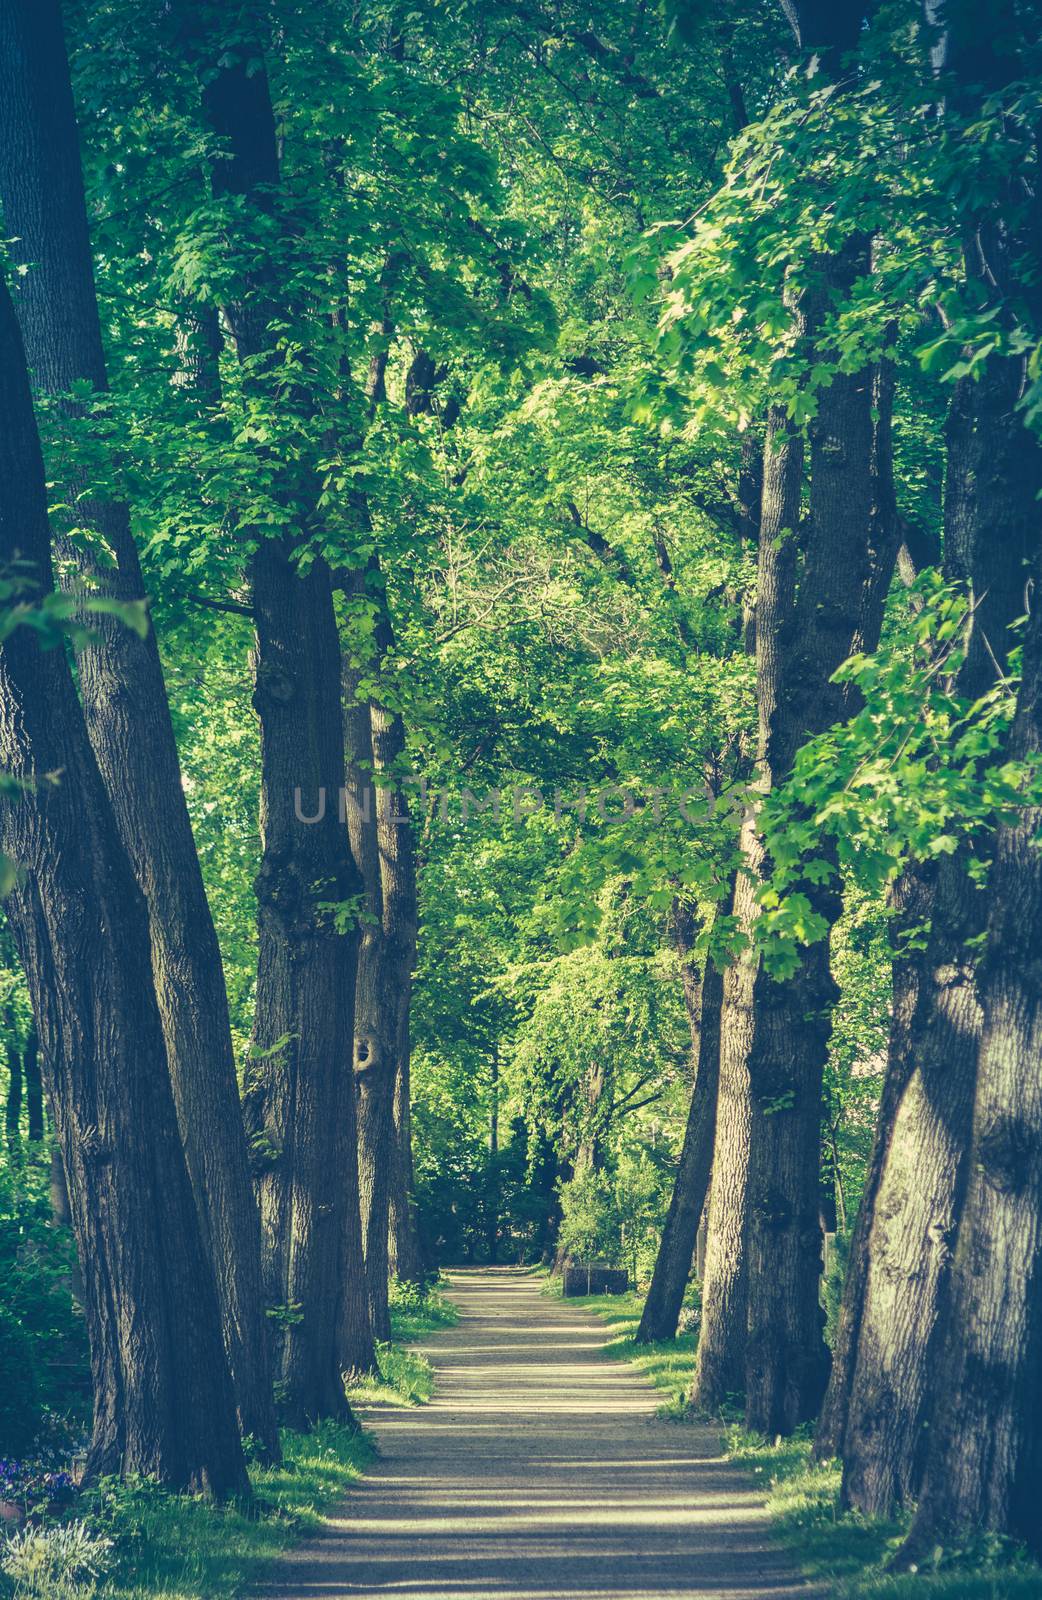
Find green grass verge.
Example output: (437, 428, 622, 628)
(725, 1429, 1042, 1600)
(0, 1282, 461, 1600)
(347, 1281, 459, 1408)
(82, 1422, 372, 1600)
(386, 1280, 459, 1346)
(566, 1282, 1042, 1600)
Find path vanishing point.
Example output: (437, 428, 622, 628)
(266, 1267, 820, 1600)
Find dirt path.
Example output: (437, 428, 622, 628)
(265, 1267, 820, 1600)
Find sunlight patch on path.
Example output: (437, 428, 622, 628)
(264, 1267, 820, 1600)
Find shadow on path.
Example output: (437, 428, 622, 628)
(262, 1267, 820, 1600)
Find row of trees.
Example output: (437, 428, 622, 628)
(630, 0, 1042, 1562)
(0, 0, 450, 1494)
(2, 0, 1041, 1573)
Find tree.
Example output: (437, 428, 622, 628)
(818, 0, 1042, 1513)
(0, 268, 248, 1499)
(185, 6, 375, 1408)
(898, 538, 1042, 1561)
(636, 897, 725, 1344)
(0, 0, 278, 1461)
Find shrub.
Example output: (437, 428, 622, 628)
(1, 1520, 112, 1599)
(0, 1456, 76, 1521)
(556, 1170, 621, 1267)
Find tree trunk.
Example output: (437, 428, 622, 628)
(637, 897, 726, 1344)
(899, 547, 1042, 1562)
(838, 856, 979, 1512)
(689, 826, 758, 1410)
(341, 551, 419, 1330)
(0, 271, 248, 1499)
(815, 371, 958, 1462)
(247, 542, 371, 1411)
(0, 0, 278, 1460)
(741, 391, 828, 1435)
(834, 359, 1042, 1513)
(388, 1038, 426, 1283)
(814, 866, 933, 1459)
(343, 690, 396, 1343)
(370, 700, 418, 1302)
(743, 239, 903, 1435)
(690, 397, 807, 1412)
(488, 1048, 501, 1264)
(730, 0, 892, 1440)
(193, 26, 374, 1411)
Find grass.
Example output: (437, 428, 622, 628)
(725, 1429, 1042, 1600)
(386, 1279, 459, 1345)
(0, 1281, 461, 1600)
(347, 1280, 459, 1408)
(87, 1421, 373, 1600)
(563, 1278, 1042, 1600)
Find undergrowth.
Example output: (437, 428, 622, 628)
(0, 1278, 458, 1600)
(86, 1422, 372, 1600)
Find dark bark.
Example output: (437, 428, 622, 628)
(365, 696, 418, 1312)
(885, 14, 1042, 1542)
(829, 0, 1042, 1467)
(636, 898, 726, 1344)
(734, 0, 886, 1439)
(246, 542, 370, 1411)
(833, 360, 1042, 1513)
(815, 375, 968, 1465)
(343, 688, 396, 1343)
(49, 1141, 71, 1230)
(742, 394, 830, 1436)
(0, 0, 278, 1459)
(690, 404, 802, 1412)
(4, 1017, 21, 1150)
(838, 857, 979, 1511)
(0, 271, 248, 1498)
(388, 1037, 426, 1284)
(341, 537, 420, 1328)
(173, 299, 224, 408)
(899, 550, 1042, 1562)
(743, 239, 903, 1436)
(192, 23, 374, 1407)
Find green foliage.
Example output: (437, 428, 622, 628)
(7, 4, 1039, 1591)
(70, 1425, 372, 1600)
(557, 1170, 621, 1267)
(760, 576, 1026, 906)
(0, 1151, 90, 1455)
(0, 1308, 38, 1460)
(723, 1432, 1042, 1599)
(386, 1278, 458, 1338)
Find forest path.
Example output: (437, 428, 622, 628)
(264, 1267, 819, 1600)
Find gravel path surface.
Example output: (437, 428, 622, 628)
(264, 1266, 821, 1600)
